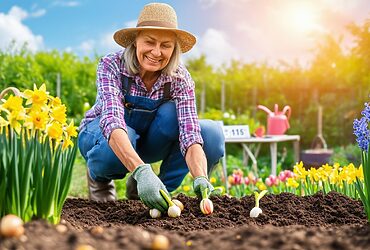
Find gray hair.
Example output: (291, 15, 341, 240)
(122, 37, 181, 76)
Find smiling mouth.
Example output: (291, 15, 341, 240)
(145, 56, 161, 64)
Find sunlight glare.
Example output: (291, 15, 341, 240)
(285, 2, 320, 33)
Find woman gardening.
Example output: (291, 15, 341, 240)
(78, 3, 225, 213)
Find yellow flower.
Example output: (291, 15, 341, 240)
(183, 185, 191, 192)
(50, 96, 62, 107)
(356, 165, 364, 181)
(308, 167, 320, 182)
(24, 84, 49, 107)
(293, 161, 308, 180)
(24, 110, 49, 130)
(62, 137, 74, 150)
(7, 110, 26, 134)
(286, 177, 299, 188)
(210, 177, 216, 184)
(256, 182, 267, 191)
(329, 169, 339, 185)
(65, 120, 78, 137)
(50, 105, 67, 124)
(2, 95, 23, 112)
(47, 122, 63, 139)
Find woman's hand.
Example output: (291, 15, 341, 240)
(132, 164, 169, 213)
(193, 176, 214, 199)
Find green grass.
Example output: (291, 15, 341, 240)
(68, 151, 159, 200)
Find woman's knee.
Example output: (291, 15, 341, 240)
(86, 136, 126, 180)
(200, 120, 225, 163)
(154, 101, 179, 139)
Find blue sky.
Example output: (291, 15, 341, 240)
(0, 0, 369, 67)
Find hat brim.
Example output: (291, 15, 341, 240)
(113, 27, 196, 53)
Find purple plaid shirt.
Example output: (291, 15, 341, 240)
(79, 50, 203, 156)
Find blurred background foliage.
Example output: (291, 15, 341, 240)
(0, 19, 369, 151)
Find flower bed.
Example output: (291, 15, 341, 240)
(1, 192, 369, 249)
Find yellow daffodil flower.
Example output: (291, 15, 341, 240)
(24, 110, 49, 130)
(50, 105, 67, 124)
(286, 177, 299, 188)
(47, 122, 63, 140)
(24, 84, 49, 107)
(65, 120, 78, 138)
(2, 95, 23, 113)
(62, 137, 74, 150)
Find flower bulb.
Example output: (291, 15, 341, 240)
(249, 207, 262, 218)
(149, 209, 162, 219)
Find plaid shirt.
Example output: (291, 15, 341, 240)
(79, 50, 203, 156)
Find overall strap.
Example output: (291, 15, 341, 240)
(120, 56, 133, 95)
(163, 82, 171, 101)
(122, 76, 133, 95)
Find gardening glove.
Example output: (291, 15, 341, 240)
(193, 176, 215, 199)
(132, 164, 169, 213)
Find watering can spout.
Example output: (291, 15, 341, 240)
(258, 104, 291, 135)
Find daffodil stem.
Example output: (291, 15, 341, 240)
(160, 189, 174, 206)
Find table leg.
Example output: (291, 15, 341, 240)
(270, 142, 277, 176)
(222, 147, 229, 193)
(293, 140, 300, 164)
(242, 144, 258, 173)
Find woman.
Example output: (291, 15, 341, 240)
(78, 3, 225, 213)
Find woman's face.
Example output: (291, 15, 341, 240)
(135, 29, 176, 74)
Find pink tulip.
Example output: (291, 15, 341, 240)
(244, 177, 250, 185)
(265, 175, 279, 187)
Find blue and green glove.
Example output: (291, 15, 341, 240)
(193, 176, 215, 199)
(132, 164, 169, 213)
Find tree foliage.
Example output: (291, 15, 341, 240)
(0, 19, 369, 148)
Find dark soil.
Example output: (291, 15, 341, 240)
(1, 191, 369, 250)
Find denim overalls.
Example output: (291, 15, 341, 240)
(78, 68, 225, 192)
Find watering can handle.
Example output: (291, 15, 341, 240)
(282, 106, 291, 119)
(257, 105, 272, 115)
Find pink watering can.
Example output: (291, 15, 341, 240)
(257, 104, 291, 135)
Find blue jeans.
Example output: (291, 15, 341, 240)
(78, 102, 225, 192)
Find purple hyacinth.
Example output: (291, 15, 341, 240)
(353, 102, 370, 152)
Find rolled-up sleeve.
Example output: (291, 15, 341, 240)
(174, 66, 203, 156)
(96, 56, 127, 140)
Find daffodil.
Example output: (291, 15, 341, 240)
(62, 137, 74, 150)
(293, 161, 308, 180)
(24, 110, 49, 130)
(23, 84, 49, 107)
(7, 110, 26, 134)
(2, 95, 23, 112)
(50, 104, 67, 124)
(47, 122, 63, 140)
(49, 96, 62, 107)
(65, 120, 78, 138)
(286, 177, 299, 188)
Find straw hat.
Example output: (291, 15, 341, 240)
(113, 3, 196, 53)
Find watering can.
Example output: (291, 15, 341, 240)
(257, 104, 291, 135)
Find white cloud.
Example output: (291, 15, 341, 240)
(8, 6, 28, 20)
(78, 40, 95, 55)
(30, 9, 46, 18)
(100, 32, 122, 52)
(125, 20, 137, 28)
(0, 6, 44, 52)
(186, 28, 239, 68)
(52, 1, 80, 7)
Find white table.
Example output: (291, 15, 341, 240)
(221, 134, 300, 191)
